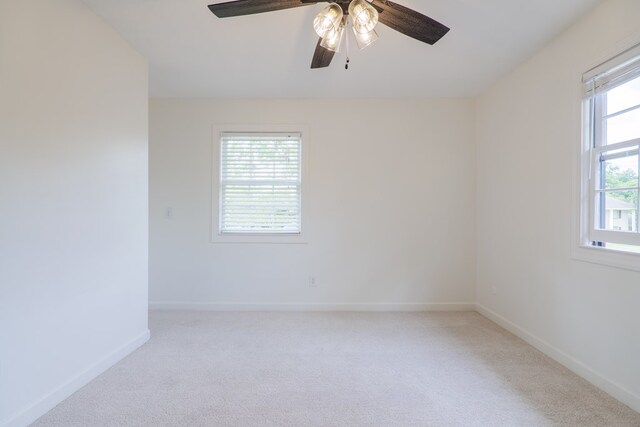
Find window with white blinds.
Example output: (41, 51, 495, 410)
(581, 43, 640, 253)
(219, 132, 302, 234)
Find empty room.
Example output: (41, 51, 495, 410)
(2, 0, 640, 425)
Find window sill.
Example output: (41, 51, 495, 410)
(571, 243, 640, 272)
(211, 233, 308, 245)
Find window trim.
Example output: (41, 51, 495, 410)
(210, 124, 309, 244)
(572, 42, 640, 271)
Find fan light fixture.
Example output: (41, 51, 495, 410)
(207, 0, 451, 70)
(354, 27, 378, 49)
(313, 3, 343, 41)
(314, 0, 379, 53)
(349, 0, 378, 34)
(320, 16, 346, 52)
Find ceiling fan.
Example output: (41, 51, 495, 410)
(207, 0, 449, 69)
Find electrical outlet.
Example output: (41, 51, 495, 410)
(165, 207, 173, 219)
(309, 276, 317, 288)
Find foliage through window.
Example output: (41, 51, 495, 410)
(219, 132, 302, 234)
(582, 45, 640, 253)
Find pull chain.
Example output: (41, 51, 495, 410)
(345, 16, 350, 70)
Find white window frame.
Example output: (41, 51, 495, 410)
(211, 124, 309, 244)
(574, 42, 640, 271)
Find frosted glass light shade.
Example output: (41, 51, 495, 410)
(313, 3, 343, 39)
(353, 27, 378, 49)
(348, 0, 378, 34)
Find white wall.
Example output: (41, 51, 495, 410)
(0, 1, 149, 425)
(149, 99, 476, 309)
(476, 0, 640, 411)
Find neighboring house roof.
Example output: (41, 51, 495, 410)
(606, 196, 636, 210)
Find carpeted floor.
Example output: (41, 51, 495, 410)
(33, 311, 640, 426)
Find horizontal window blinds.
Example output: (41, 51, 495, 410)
(583, 43, 640, 96)
(220, 133, 302, 234)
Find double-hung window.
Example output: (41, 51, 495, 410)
(218, 132, 302, 235)
(581, 44, 640, 254)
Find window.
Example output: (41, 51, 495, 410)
(580, 44, 640, 256)
(218, 132, 302, 235)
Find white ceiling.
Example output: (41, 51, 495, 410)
(82, 0, 602, 98)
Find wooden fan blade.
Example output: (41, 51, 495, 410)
(370, 0, 449, 45)
(208, 0, 322, 18)
(311, 38, 335, 69)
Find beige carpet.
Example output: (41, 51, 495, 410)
(33, 311, 640, 426)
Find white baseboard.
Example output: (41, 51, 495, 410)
(1, 329, 150, 427)
(149, 302, 476, 312)
(476, 303, 640, 413)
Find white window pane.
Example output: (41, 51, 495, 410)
(595, 191, 638, 232)
(606, 76, 640, 115)
(602, 153, 639, 190)
(606, 108, 640, 145)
